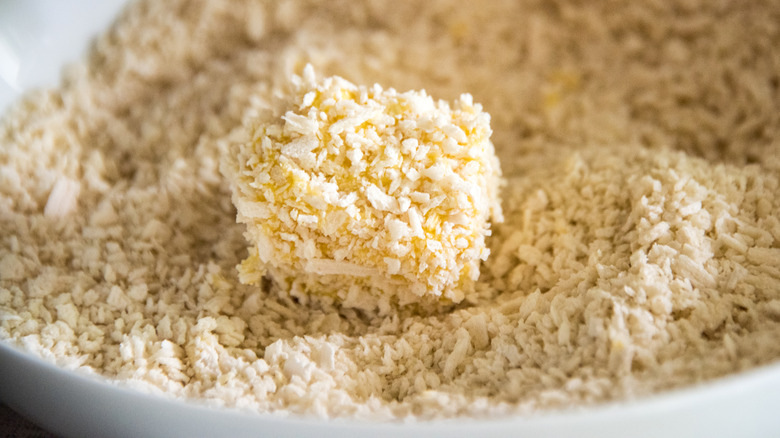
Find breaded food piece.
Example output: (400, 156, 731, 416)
(222, 66, 502, 312)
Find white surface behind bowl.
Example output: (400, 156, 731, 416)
(1, 1, 779, 437)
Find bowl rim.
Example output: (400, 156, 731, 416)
(2, 339, 780, 438)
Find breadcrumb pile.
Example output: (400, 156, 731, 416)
(222, 66, 502, 312)
(1, 0, 780, 421)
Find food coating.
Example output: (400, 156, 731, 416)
(222, 67, 503, 312)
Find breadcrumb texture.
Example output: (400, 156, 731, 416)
(222, 67, 502, 312)
(2, 0, 780, 421)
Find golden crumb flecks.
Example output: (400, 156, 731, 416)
(221, 66, 502, 312)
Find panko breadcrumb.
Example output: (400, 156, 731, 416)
(1, 0, 780, 422)
(222, 66, 502, 312)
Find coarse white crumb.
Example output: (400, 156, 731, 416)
(1, 0, 779, 422)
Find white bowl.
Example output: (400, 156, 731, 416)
(3, 341, 780, 438)
(1, 2, 779, 436)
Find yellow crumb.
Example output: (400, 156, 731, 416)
(222, 66, 503, 312)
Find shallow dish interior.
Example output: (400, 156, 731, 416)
(1, 1, 780, 437)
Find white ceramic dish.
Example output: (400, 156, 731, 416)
(2, 341, 780, 438)
(1, 2, 780, 437)
(0, 0, 128, 112)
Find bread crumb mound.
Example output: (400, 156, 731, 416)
(1, 0, 779, 422)
(222, 66, 502, 312)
